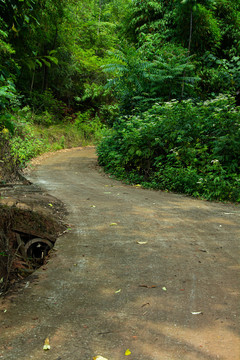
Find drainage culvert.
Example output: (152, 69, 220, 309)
(0, 203, 66, 293)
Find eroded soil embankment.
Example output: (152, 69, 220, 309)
(0, 183, 66, 294)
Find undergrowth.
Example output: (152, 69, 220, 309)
(97, 95, 240, 203)
(0, 109, 105, 182)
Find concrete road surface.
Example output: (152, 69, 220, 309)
(1, 147, 239, 360)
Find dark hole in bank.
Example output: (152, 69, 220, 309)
(25, 238, 53, 260)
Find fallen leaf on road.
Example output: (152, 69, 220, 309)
(141, 302, 150, 307)
(90, 205, 96, 208)
(139, 284, 157, 288)
(48, 203, 53, 207)
(136, 241, 148, 245)
(191, 311, 203, 315)
(93, 356, 108, 360)
(110, 223, 118, 226)
(43, 337, 50, 350)
(162, 287, 167, 291)
(115, 289, 121, 293)
(125, 349, 131, 355)
(104, 192, 111, 194)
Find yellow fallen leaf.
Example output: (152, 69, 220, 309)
(93, 356, 108, 360)
(90, 205, 96, 208)
(135, 184, 141, 187)
(162, 287, 167, 291)
(110, 223, 118, 226)
(43, 337, 50, 351)
(137, 241, 148, 245)
(125, 349, 131, 355)
(48, 203, 53, 207)
(115, 289, 121, 293)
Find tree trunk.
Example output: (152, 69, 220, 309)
(182, 8, 193, 98)
(30, 70, 35, 94)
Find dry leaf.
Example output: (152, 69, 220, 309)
(110, 223, 118, 226)
(90, 205, 96, 208)
(125, 349, 131, 355)
(115, 289, 121, 293)
(191, 311, 203, 315)
(43, 337, 50, 351)
(135, 184, 141, 187)
(93, 356, 108, 360)
(139, 284, 157, 288)
(136, 241, 148, 245)
(162, 287, 167, 291)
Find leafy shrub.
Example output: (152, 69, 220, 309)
(97, 95, 240, 202)
(0, 113, 17, 134)
(103, 43, 198, 114)
(74, 111, 104, 142)
(10, 134, 46, 166)
(29, 90, 66, 122)
(99, 103, 119, 126)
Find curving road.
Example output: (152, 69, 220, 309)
(1, 147, 240, 360)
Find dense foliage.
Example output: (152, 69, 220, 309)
(97, 0, 240, 202)
(0, 0, 127, 179)
(98, 96, 240, 202)
(0, 0, 239, 202)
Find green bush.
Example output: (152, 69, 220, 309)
(97, 95, 240, 202)
(10, 129, 47, 167)
(74, 111, 104, 142)
(29, 90, 66, 121)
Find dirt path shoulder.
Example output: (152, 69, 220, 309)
(0, 147, 239, 360)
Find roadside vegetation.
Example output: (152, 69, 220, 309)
(0, 0, 239, 201)
(98, 96, 240, 202)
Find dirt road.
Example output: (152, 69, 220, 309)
(1, 147, 239, 360)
